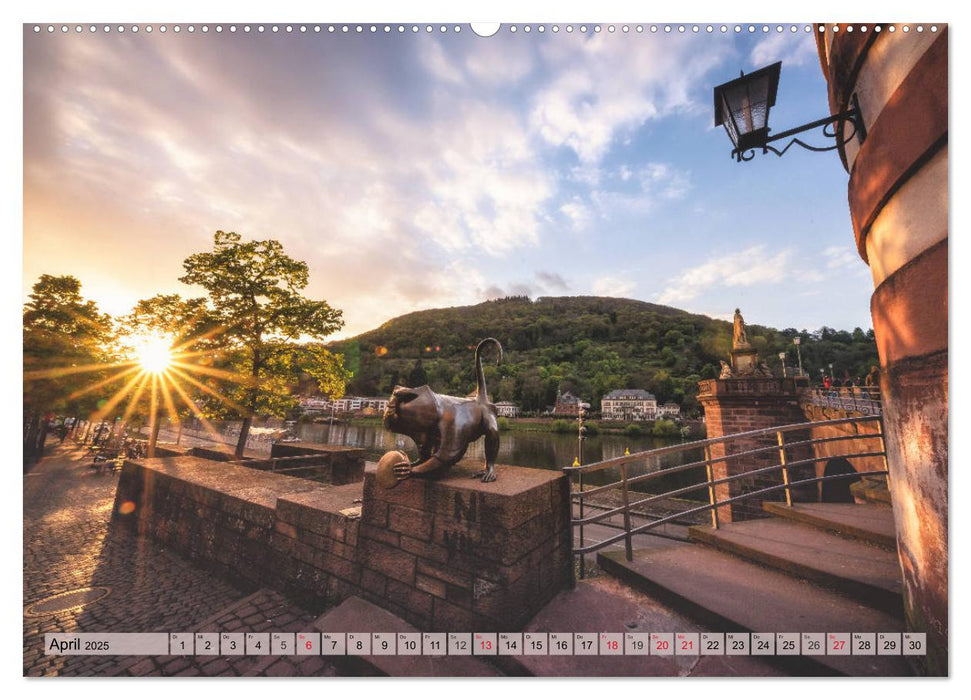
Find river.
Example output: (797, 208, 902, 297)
(293, 422, 706, 494)
(160, 420, 707, 497)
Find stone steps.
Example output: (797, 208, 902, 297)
(850, 476, 892, 505)
(763, 502, 897, 549)
(687, 518, 903, 617)
(312, 597, 501, 676)
(505, 579, 783, 677)
(598, 544, 913, 676)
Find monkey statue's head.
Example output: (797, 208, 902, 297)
(383, 385, 440, 438)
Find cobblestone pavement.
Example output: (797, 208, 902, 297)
(23, 442, 338, 677)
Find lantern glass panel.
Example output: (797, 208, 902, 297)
(724, 73, 770, 137)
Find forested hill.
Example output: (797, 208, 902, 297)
(325, 296, 879, 416)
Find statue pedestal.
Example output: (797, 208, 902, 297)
(357, 460, 572, 631)
(731, 346, 759, 374)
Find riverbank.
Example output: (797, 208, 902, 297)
(339, 415, 706, 439)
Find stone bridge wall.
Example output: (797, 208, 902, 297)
(799, 402, 887, 485)
(113, 455, 571, 632)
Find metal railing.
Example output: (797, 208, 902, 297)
(562, 415, 889, 576)
(801, 387, 882, 415)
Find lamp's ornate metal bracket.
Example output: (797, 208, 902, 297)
(733, 95, 867, 163)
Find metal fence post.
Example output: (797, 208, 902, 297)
(620, 463, 633, 561)
(777, 430, 793, 507)
(876, 416, 892, 490)
(704, 444, 719, 529)
(577, 470, 585, 579)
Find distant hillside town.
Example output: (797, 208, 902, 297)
(298, 390, 679, 423)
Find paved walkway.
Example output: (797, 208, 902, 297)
(22, 442, 337, 676)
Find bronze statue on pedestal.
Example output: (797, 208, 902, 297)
(377, 338, 503, 488)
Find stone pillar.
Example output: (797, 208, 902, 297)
(357, 461, 572, 632)
(817, 25, 948, 675)
(696, 378, 809, 522)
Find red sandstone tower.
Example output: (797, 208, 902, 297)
(816, 25, 948, 675)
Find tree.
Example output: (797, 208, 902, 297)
(179, 231, 349, 457)
(119, 294, 218, 455)
(23, 275, 116, 465)
(407, 358, 427, 387)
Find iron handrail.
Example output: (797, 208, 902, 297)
(564, 414, 889, 568)
(571, 449, 887, 527)
(563, 414, 881, 475)
(578, 429, 885, 500)
(572, 469, 889, 555)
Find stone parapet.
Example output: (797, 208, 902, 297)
(697, 378, 810, 521)
(113, 455, 571, 632)
(357, 462, 572, 631)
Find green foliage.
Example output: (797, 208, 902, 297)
(177, 231, 349, 454)
(653, 419, 680, 438)
(624, 423, 644, 437)
(329, 296, 880, 417)
(496, 416, 511, 431)
(551, 419, 572, 433)
(23, 275, 117, 418)
(583, 420, 600, 436)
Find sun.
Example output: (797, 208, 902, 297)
(131, 333, 174, 374)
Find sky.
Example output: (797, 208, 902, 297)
(23, 23, 878, 339)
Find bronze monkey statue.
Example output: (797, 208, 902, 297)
(381, 338, 503, 484)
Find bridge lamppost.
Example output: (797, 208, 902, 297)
(778, 352, 787, 378)
(793, 337, 804, 376)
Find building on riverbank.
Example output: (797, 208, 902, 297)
(658, 402, 681, 418)
(601, 389, 658, 421)
(553, 392, 584, 416)
(494, 401, 520, 418)
(298, 395, 389, 415)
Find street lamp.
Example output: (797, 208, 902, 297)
(577, 402, 590, 466)
(713, 61, 866, 162)
(793, 337, 803, 376)
(778, 351, 787, 378)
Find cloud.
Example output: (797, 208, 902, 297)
(750, 32, 818, 68)
(559, 197, 593, 231)
(536, 270, 569, 292)
(822, 245, 862, 271)
(530, 33, 733, 163)
(593, 274, 637, 299)
(637, 163, 691, 200)
(656, 245, 794, 305)
(464, 37, 533, 85)
(23, 32, 563, 337)
(419, 40, 464, 84)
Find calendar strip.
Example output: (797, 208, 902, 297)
(44, 632, 926, 657)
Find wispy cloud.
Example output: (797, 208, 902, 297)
(656, 245, 794, 305)
(750, 32, 818, 68)
(822, 245, 862, 270)
(530, 33, 732, 163)
(593, 274, 637, 299)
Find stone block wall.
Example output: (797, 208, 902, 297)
(354, 463, 572, 631)
(697, 378, 809, 521)
(799, 403, 887, 488)
(114, 455, 572, 632)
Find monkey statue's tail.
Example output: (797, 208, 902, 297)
(474, 337, 503, 404)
